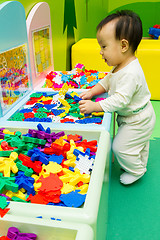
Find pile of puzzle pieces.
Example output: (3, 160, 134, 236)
(0, 123, 98, 213)
(149, 24, 160, 39)
(1, 65, 29, 109)
(43, 63, 108, 90)
(0, 226, 37, 240)
(9, 85, 104, 124)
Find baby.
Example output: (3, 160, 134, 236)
(79, 10, 156, 185)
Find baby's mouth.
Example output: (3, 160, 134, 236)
(102, 57, 107, 62)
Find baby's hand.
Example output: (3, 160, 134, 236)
(79, 90, 93, 100)
(79, 100, 101, 114)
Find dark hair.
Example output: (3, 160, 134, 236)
(96, 10, 143, 52)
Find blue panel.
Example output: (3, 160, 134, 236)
(0, 1, 27, 51)
(0, 1, 32, 117)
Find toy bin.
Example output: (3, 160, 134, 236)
(0, 125, 110, 240)
(0, 215, 94, 240)
(0, 90, 112, 132)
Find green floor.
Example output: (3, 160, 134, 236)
(97, 100, 160, 240)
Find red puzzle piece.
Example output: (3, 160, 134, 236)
(38, 173, 63, 192)
(67, 134, 82, 142)
(0, 208, 10, 218)
(27, 193, 48, 204)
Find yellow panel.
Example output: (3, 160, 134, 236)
(72, 38, 112, 72)
(136, 39, 160, 100)
(72, 38, 160, 100)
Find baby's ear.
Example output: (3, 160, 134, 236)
(121, 39, 129, 53)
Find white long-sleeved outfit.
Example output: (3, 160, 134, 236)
(99, 58, 156, 176)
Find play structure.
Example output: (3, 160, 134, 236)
(0, 2, 110, 239)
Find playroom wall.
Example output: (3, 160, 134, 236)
(0, 0, 160, 71)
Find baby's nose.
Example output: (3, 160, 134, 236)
(100, 49, 103, 55)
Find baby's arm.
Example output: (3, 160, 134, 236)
(79, 99, 103, 114)
(79, 83, 106, 114)
(80, 83, 106, 100)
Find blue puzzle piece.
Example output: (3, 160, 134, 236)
(27, 148, 49, 165)
(24, 118, 52, 122)
(75, 117, 102, 124)
(47, 202, 66, 207)
(45, 92, 57, 97)
(60, 190, 86, 208)
(43, 104, 57, 110)
(73, 148, 90, 159)
(91, 72, 99, 77)
(88, 80, 99, 87)
(84, 113, 90, 117)
(49, 154, 64, 164)
(65, 93, 72, 99)
(22, 133, 32, 137)
(85, 148, 90, 156)
(45, 127, 51, 134)
(15, 171, 35, 195)
(80, 75, 87, 85)
(69, 167, 74, 172)
(74, 96, 82, 103)
(51, 109, 65, 116)
(32, 103, 44, 108)
(19, 109, 32, 113)
(61, 74, 70, 82)
(37, 123, 46, 132)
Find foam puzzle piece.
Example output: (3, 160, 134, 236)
(18, 154, 42, 174)
(0, 208, 10, 218)
(0, 173, 18, 193)
(15, 171, 35, 195)
(48, 154, 64, 164)
(74, 148, 94, 174)
(7, 226, 37, 240)
(27, 192, 48, 205)
(60, 190, 86, 207)
(5, 189, 26, 201)
(28, 148, 49, 165)
(59, 168, 90, 186)
(0, 196, 9, 209)
(37, 173, 63, 192)
(76, 184, 89, 194)
(41, 162, 62, 177)
(0, 155, 18, 177)
(61, 183, 75, 194)
(75, 156, 94, 174)
(16, 161, 34, 177)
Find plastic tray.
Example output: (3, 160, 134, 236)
(0, 215, 94, 240)
(0, 90, 112, 132)
(0, 125, 110, 239)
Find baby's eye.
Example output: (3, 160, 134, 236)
(102, 46, 106, 49)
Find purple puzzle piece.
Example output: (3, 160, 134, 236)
(7, 226, 37, 240)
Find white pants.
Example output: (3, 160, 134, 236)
(112, 101, 156, 176)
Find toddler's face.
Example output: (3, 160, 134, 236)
(97, 20, 124, 67)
